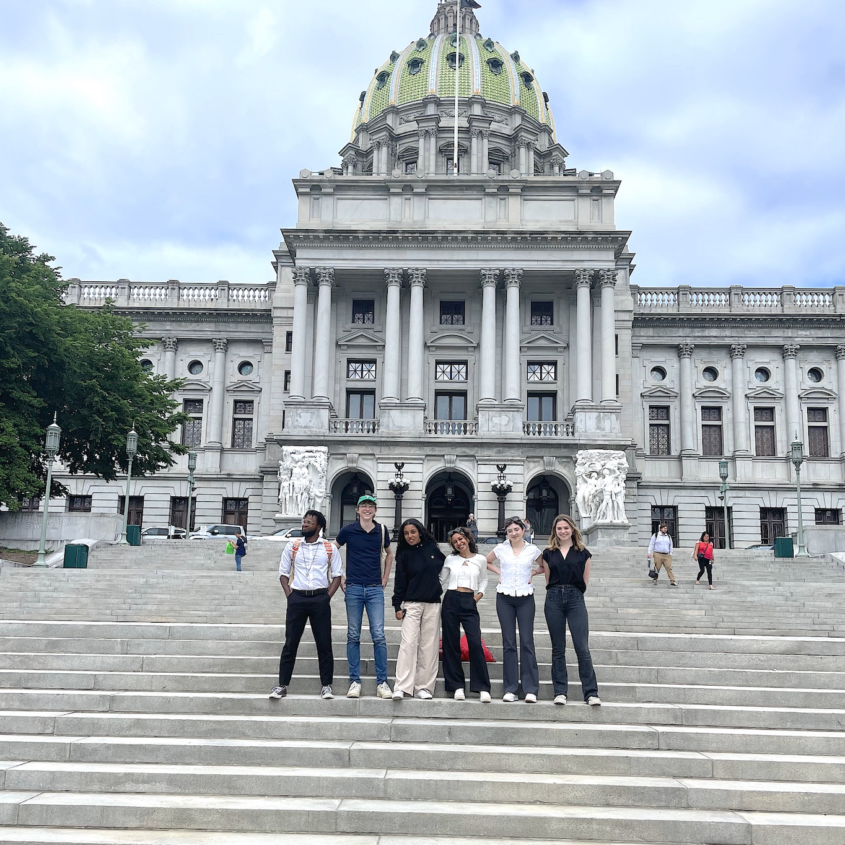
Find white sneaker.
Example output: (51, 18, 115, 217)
(586, 695, 602, 706)
(347, 682, 362, 699)
(502, 692, 518, 702)
(392, 688, 406, 700)
(554, 694, 567, 706)
(320, 686, 334, 699)
(376, 682, 393, 699)
(479, 691, 492, 703)
(524, 693, 537, 704)
(417, 689, 433, 700)
(453, 689, 466, 701)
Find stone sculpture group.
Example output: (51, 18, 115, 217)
(575, 450, 629, 528)
(278, 446, 328, 516)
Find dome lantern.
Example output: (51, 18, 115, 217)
(430, 0, 481, 38)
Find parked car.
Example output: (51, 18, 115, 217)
(257, 528, 326, 542)
(141, 526, 186, 540)
(746, 544, 774, 551)
(189, 525, 246, 540)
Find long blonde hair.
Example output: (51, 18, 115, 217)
(547, 514, 585, 552)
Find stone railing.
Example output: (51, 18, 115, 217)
(632, 285, 843, 316)
(329, 419, 380, 435)
(523, 421, 576, 437)
(425, 420, 479, 436)
(65, 280, 275, 310)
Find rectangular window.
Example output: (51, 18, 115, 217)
(527, 362, 557, 382)
(222, 498, 249, 533)
(435, 392, 467, 421)
(649, 406, 671, 456)
(754, 407, 776, 457)
(347, 391, 376, 420)
(68, 495, 92, 513)
(169, 497, 196, 532)
(701, 406, 724, 456)
(435, 361, 468, 382)
(440, 301, 465, 326)
(815, 508, 841, 525)
(530, 301, 554, 326)
(285, 331, 293, 353)
(651, 506, 678, 546)
(347, 360, 376, 380)
(118, 495, 145, 527)
(808, 408, 830, 457)
(182, 399, 203, 448)
(231, 400, 254, 449)
(615, 334, 619, 356)
(527, 393, 557, 422)
(404, 160, 417, 174)
(20, 497, 40, 512)
(760, 507, 786, 545)
(284, 371, 291, 392)
(352, 300, 375, 325)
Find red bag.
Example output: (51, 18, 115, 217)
(439, 636, 496, 663)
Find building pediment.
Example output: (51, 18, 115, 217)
(693, 386, 731, 400)
(426, 331, 478, 350)
(746, 387, 784, 401)
(337, 330, 385, 351)
(227, 381, 262, 394)
(799, 387, 837, 401)
(640, 385, 679, 400)
(180, 380, 211, 392)
(520, 332, 568, 353)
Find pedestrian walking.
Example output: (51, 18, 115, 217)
(523, 519, 533, 544)
(648, 523, 677, 586)
(391, 519, 446, 700)
(466, 514, 479, 543)
(541, 515, 601, 707)
(441, 527, 492, 703)
(336, 494, 394, 699)
(693, 532, 715, 590)
(270, 510, 342, 700)
(234, 531, 247, 572)
(486, 516, 543, 702)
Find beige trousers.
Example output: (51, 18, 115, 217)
(394, 601, 442, 695)
(652, 552, 675, 583)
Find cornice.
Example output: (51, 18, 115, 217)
(634, 315, 845, 330)
(119, 309, 272, 324)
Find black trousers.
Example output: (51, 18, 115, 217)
(278, 591, 333, 687)
(441, 591, 491, 693)
(697, 557, 714, 586)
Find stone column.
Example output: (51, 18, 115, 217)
(381, 142, 391, 175)
(161, 337, 178, 380)
(289, 268, 311, 400)
(679, 343, 696, 454)
(481, 131, 490, 172)
(383, 269, 403, 401)
(837, 346, 845, 457)
(527, 142, 535, 176)
(575, 269, 593, 404)
(731, 344, 750, 454)
(429, 132, 437, 176)
(470, 129, 479, 174)
(372, 141, 382, 176)
(311, 268, 334, 401)
(599, 270, 617, 404)
(783, 344, 801, 443)
(418, 131, 427, 176)
(479, 269, 499, 403)
(207, 338, 228, 446)
(407, 269, 426, 403)
(518, 141, 527, 176)
(503, 269, 522, 403)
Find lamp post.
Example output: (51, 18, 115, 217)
(718, 459, 731, 550)
(117, 427, 138, 545)
(790, 438, 810, 557)
(34, 414, 62, 567)
(491, 464, 512, 541)
(185, 451, 197, 538)
(389, 462, 410, 542)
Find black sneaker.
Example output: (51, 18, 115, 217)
(269, 685, 287, 699)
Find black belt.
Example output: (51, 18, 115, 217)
(292, 588, 328, 596)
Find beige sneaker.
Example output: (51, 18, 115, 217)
(346, 682, 362, 699)
(453, 689, 466, 701)
(479, 691, 492, 703)
(376, 682, 393, 699)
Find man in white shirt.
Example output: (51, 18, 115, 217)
(270, 510, 342, 700)
(648, 523, 677, 587)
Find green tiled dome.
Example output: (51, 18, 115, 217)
(354, 33, 555, 139)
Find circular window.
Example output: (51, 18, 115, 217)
(755, 367, 771, 383)
(140, 359, 153, 372)
(650, 367, 666, 382)
(702, 367, 719, 382)
(238, 361, 254, 376)
(188, 360, 204, 376)
(808, 367, 824, 383)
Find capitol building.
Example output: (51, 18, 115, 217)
(55, 0, 845, 548)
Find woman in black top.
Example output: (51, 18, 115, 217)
(391, 519, 447, 700)
(540, 515, 601, 707)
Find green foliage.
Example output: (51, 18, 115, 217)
(0, 223, 188, 508)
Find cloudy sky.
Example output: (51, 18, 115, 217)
(1, 0, 843, 288)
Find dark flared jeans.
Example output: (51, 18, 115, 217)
(543, 585, 599, 700)
(441, 591, 491, 693)
(496, 592, 539, 696)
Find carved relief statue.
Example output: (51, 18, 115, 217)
(278, 447, 328, 515)
(575, 450, 629, 527)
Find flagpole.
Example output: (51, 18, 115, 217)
(454, 0, 460, 175)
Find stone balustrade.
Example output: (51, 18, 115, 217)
(523, 421, 576, 438)
(65, 280, 274, 310)
(632, 285, 844, 315)
(425, 420, 479, 436)
(329, 419, 380, 435)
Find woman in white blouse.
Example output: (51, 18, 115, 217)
(440, 528, 492, 703)
(486, 517, 543, 702)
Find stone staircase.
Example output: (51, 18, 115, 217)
(0, 547, 844, 843)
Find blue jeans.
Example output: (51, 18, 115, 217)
(235, 554, 244, 572)
(345, 584, 388, 684)
(544, 585, 598, 700)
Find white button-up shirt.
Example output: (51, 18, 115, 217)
(493, 541, 542, 596)
(279, 539, 342, 591)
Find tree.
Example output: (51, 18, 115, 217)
(0, 223, 188, 508)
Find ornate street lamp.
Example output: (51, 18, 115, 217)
(117, 426, 138, 545)
(790, 438, 809, 557)
(718, 459, 731, 550)
(444, 473, 455, 505)
(185, 451, 197, 538)
(491, 464, 513, 541)
(389, 462, 410, 542)
(34, 414, 62, 567)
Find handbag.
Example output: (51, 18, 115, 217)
(225, 541, 235, 555)
(647, 558, 659, 580)
(379, 524, 389, 574)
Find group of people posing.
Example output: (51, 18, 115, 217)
(270, 494, 601, 706)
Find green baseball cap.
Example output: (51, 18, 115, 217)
(357, 495, 377, 507)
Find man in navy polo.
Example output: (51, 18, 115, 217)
(337, 494, 393, 699)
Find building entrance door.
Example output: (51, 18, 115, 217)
(760, 508, 786, 545)
(425, 472, 474, 543)
(526, 477, 561, 540)
(222, 498, 249, 533)
(651, 506, 678, 546)
(169, 497, 196, 532)
(118, 496, 145, 527)
(705, 506, 733, 550)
